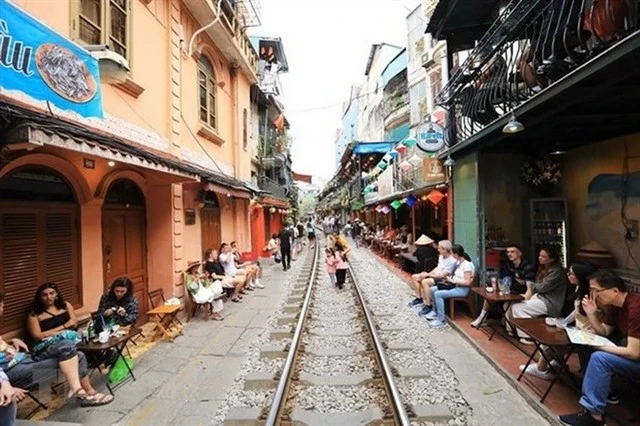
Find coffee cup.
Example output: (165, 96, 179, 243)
(98, 331, 109, 344)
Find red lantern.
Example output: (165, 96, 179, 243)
(426, 189, 445, 206)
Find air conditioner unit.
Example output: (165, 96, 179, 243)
(421, 51, 435, 69)
(86, 45, 130, 83)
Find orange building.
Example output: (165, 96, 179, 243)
(0, 0, 264, 332)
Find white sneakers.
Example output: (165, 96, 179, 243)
(519, 363, 554, 381)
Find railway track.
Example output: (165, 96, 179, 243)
(224, 236, 413, 426)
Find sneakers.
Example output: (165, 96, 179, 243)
(470, 317, 483, 328)
(607, 392, 619, 405)
(559, 411, 605, 426)
(418, 305, 432, 316)
(424, 311, 437, 320)
(429, 319, 447, 329)
(408, 298, 423, 307)
(254, 282, 265, 289)
(519, 364, 554, 381)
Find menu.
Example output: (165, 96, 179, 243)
(565, 327, 615, 347)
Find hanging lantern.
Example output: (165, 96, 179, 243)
(405, 194, 418, 207)
(249, 198, 257, 207)
(404, 136, 417, 148)
(390, 199, 402, 210)
(408, 153, 422, 167)
(361, 171, 368, 179)
(269, 207, 276, 213)
(377, 161, 388, 170)
(382, 153, 393, 163)
(399, 160, 412, 172)
(375, 205, 384, 212)
(389, 148, 399, 157)
(381, 205, 391, 214)
(420, 194, 429, 201)
(395, 144, 408, 154)
(426, 189, 445, 205)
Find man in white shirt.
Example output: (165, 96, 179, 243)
(219, 243, 263, 289)
(407, 240, 458, 317)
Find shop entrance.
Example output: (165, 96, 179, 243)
(0, 167, 80, 332)
(201, 191, 221, 255)
(102, 179, 148, 313)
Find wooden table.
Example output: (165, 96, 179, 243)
(510, 318, 578, 403)
(77, 327, 141, 394)
(146, 304, 183, 341)
(471, 287, 524, 340)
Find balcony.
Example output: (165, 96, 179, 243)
(259, 175, 287, 199)
(383, 91, 410, 128)
(436, 0, 640, 151)
(183, 0, 260, 83)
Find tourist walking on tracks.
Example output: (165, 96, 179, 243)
(306, 219, 316, 249)
(279, 225, 294, 271)
(325, 248, 338, 287)
(334, 241, 350, 290)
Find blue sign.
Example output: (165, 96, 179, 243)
(0, 0, 103, 118)
(417, 121, 445, 153)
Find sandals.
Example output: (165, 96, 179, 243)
(211, 314, 224, 321)
(79, 392, 114, 407)
(231, 297, 242, 303)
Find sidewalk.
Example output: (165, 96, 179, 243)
(42, 257, 302, 426)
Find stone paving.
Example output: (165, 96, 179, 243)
(36, 243, 551, 425)
(40, 256, 301, 426)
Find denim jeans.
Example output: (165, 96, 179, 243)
(580, 350, 640, 415)
(7, 350, 88, 390)
(430, 285, 470, 322)
(0, 401, 16, 426)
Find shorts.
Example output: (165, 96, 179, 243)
(221, 278, 235, 289)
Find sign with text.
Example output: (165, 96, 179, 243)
(417, 121, 445, 153)
(422, 158, 446, 184)
(0, 0, 103, 118)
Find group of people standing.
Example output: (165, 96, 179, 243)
(266, 218, 316, 271)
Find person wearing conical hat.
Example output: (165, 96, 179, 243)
(408, 235, 438, 296)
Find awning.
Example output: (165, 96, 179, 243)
(364, 183, 447, 206)
(352, 141, 397, 155)
(1, 101, 201, 180)
(260, 195, 288, 208)
(204, 182, 250, 199)
(292, 171, 312, 184)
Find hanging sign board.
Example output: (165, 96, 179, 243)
(417, 121, 445, 153)
(0, 0, 104, 118)
(422, 158, 446, 184)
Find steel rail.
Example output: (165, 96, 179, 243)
(347, 263, 412, 426)
(264, 239, 320, 425)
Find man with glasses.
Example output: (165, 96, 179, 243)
(471, 244, 535, 327)
(559, 271, 640, 426)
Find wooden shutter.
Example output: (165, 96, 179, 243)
(0, 210, 39, 332)
(44, 211, 79, 306)
(0, 205, 79, 333)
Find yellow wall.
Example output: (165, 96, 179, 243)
(562, 134, 640, 270)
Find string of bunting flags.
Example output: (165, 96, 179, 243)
(361, 132, 447, 215)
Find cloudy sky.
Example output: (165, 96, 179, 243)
(251, 0, 419, 181)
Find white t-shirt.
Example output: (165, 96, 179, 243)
(453, 260, 475, 283)
(219, 252, 238, 276)
(436, 255, 458, 276)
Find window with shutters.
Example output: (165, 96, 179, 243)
(198, 55, 218, 130)
(74, 0, 131, 61)
(0, 169, 80, 333)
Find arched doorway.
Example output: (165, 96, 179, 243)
(102, 179, 148, 313)
(0, 167, 80, 332)
(200, 191, 221, 256)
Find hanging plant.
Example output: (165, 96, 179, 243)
(520, 156, 562, 187)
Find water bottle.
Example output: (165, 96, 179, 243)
(87, 319, 95, 340)
(502, 276, 512, 295)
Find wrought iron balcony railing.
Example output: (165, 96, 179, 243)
(437, 0, 639, 144)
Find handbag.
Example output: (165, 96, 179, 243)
(436, 279, 456, 291)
